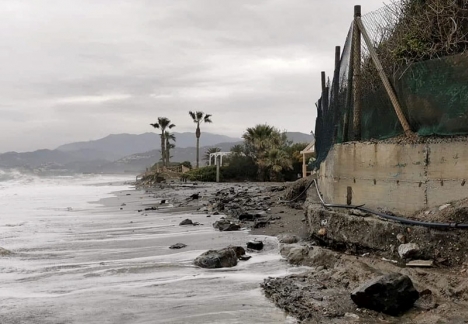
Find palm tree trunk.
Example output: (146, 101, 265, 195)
(160, 133, 165, 169)
(196, 125, 201, 169)
(196, 137, 200, 168)
(165, 138, 170, 167)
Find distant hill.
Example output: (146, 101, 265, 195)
(0, 131, 314, 174)
(56, 132, 242, 158)
(286, 132, 315, 144)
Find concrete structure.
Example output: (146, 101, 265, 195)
(300, 139, 315, 178)
(208, 152, 231, 166)
(318, 141, 468, 215)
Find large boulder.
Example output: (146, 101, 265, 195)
(194, 247, 240, 268)
(213, 220, 241, 231)
(351, 273, 419, 315)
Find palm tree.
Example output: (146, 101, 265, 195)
(265, 148, 293, 181)
(165, 131, 176, 166)
(242, 124, 289, 180)
(150, 117, 175, 168)
(230, 144, 245, 157)
(188, 111, 212, 168)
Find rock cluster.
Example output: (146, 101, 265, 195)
(208, 186, 278, 226)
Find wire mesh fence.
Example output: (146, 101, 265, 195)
(313, 1, 468, 168)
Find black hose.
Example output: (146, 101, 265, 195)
(280, 178, 316, 203)
(312, 179, 468, 229)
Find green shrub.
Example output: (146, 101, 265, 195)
(185, 166, 221, 182)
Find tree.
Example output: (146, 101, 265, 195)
(188, 111, 212, 168)
(150, 117, 175, 168)
(265, 148, 293, 181)
(230, 144, 245, 156)
(242, 124, 291, 180)
(204, 147, 221, 166)
(165, 131, 176, 166)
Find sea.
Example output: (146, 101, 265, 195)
(0, 170, 305, 324)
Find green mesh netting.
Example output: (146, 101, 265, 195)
(313, 3, 468, 169)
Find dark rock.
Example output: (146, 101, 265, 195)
(145, 207, 158, 211)
(239, 210, 266, 221)
(138, 209, 143, 212)
(239, 255, 252, 261)
(231, 246, 246, 258)
(213, 211, 220, 215)
(169, 243, 187, 249)
(247, 240, 264, 251)
(189, 193, 200, 200)
(253, 219, 269, 228)
(351, 273, 419, 315)
(213, 220, 241, 231)
(160, 199, 167, 204)
(194, 247, 238, 268)
(179, 219, 194, 226)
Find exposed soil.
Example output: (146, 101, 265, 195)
(137, 177, 468, 324)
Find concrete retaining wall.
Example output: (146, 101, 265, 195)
(319, 142, 468, 215)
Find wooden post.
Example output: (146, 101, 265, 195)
(356, 17, 414, 137)
(216, 155, 220, 183)
(333, 46, 341, 140)
(343, 32, 354, 142)
(353, 5, 362, 140)
(321, 71, 326, 92)
(302, 153, 307, 178)
(347, 186, 353, 205)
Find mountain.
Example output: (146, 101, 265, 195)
(286, 132, 315, 144)
(97, 142, 240, 173)
(0, 131, 314, 174)
(56, 132, 242, 158)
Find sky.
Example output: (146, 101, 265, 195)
(0, 0, 388, 152)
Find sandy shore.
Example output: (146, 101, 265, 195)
(0, 178, 309, 324)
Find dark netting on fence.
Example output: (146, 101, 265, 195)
(313, 1, 468, 168)
(313, 24, 354, 168)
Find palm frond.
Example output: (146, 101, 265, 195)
(189, 111, 196, 121)
(204, 114, 212, 123)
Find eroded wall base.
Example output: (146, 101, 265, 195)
(319, 142, 468, 215)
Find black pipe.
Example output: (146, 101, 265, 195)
(312, 180, 468, 229)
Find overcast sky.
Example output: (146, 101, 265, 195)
(0, 0, 388, 152)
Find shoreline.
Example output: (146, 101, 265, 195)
(90, 181, 308, 323)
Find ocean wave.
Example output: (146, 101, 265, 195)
(0, 169, 33, 183)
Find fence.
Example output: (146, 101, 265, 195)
(314, 3, 468, 168)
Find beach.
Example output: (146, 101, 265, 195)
(0, 174, 306, 324)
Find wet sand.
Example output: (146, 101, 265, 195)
(0, 182, 306, 324)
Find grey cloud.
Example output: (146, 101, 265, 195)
(0, 0, 388, 152)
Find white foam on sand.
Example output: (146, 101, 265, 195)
(0, 173, 301, 324)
